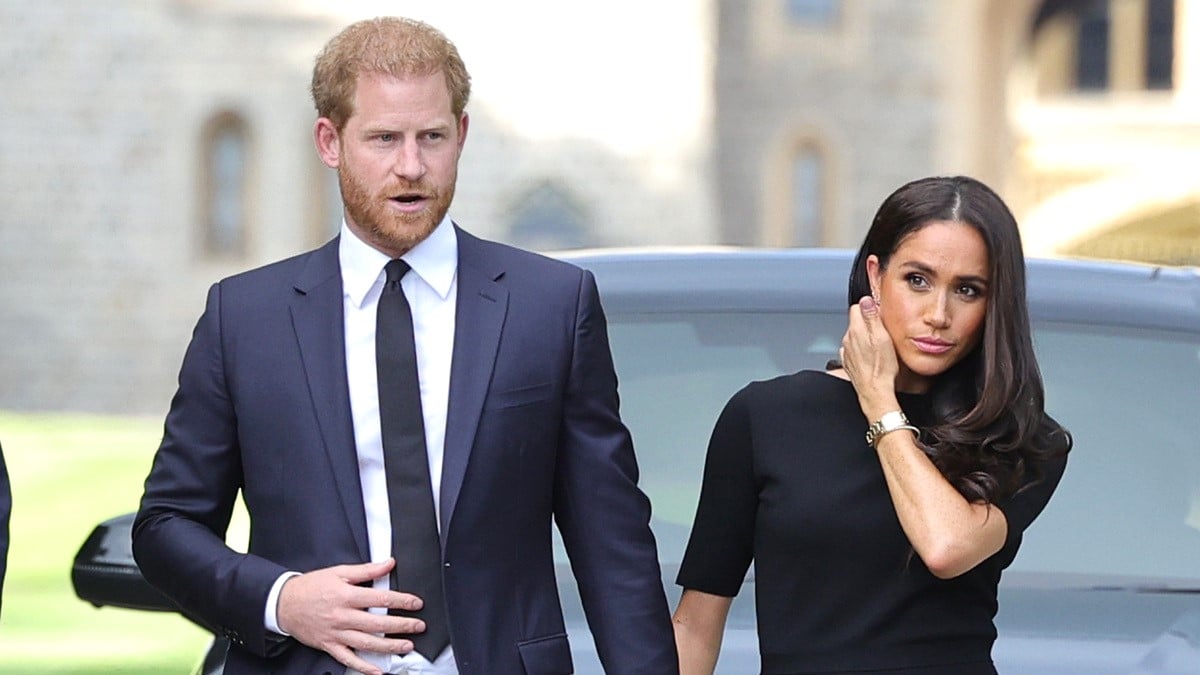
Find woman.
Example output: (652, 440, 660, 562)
(672, 176, 1071, 674)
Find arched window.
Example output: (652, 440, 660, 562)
(201, 112, 250, 257)
(789, 144, 825, 247)
(507, 181, 591, 251)
(763, 131, 836, 247)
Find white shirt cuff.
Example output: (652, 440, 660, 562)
(264, 571, 301, 635)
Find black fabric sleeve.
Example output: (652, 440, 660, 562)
(675, 387, 757, 597)
(997, 440, 1070, 551)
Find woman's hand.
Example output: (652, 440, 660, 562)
(841, 295, 900, 419)
(843, 302, 1008, 578)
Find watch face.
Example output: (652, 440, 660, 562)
(866, 412, 914, 447)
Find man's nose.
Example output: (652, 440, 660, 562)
(393, 141, 425, 181)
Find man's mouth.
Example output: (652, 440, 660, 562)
(388, 193, 429, 211)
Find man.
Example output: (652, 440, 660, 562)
(133, 17, 677, 675)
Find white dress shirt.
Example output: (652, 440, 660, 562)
(264, 217, 459, 674)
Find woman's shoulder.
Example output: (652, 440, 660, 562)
(746, 368, 850, 391)
(733, 369, 856, 410)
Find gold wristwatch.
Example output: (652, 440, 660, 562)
(865, 410, 919, 448)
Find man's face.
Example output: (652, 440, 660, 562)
(315, 70, 468, 257)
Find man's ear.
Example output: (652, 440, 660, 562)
(456, 112, 470, 154)
(314, 117, 341, 168)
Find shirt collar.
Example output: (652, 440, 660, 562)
(339, 215, 458, 308)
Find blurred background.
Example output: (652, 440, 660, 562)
(0, 0, 1197, 671)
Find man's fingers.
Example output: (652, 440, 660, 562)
(365, 612, 426, 636)
(349, 588, 424, 612)
(341, 626, 419, 654)
(327, 642, 385, 675)
(335, 558, 396, 585)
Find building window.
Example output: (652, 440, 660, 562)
(1146, 0, 1174, 89)
(507, 181, 590, 251)
(790, 146, 825, 246)
(1076, 1, 1110, 90)
(785, 0, 839, 26)
(201, 112, 250, 257)
(1033, 0, 1175, 94)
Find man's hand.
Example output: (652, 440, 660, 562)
(277, 558, 426, 675)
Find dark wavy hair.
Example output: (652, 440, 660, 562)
(847, 176, 1071, 504)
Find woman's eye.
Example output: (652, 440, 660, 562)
(906, 274, 928, 289)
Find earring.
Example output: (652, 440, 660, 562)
(872, 291, 881, 306)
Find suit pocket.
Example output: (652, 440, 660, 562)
(516, 633, 574, 674)
(485, 382, 554, 410)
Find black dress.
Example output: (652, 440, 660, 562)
(676, 371, 1068, 675)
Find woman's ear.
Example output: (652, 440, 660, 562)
(866, 254, 882, 302)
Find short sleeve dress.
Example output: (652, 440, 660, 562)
(676, 370, 1068, 675)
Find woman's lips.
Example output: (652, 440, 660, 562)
(912, 337, 954, 354)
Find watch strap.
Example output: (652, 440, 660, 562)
(865, 410, 919, 448)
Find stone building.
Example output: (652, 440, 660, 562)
(1, 1, 337, 413)
(0, 0, 712, 413)
(2, 0, 1196, 413)
(714, 0, 1200, 267)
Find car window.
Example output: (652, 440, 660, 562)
(554, 310, 1200, 584)
(1015, 323, 1200, 580)
(606, 311, 846, 564)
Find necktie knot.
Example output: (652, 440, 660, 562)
(385, 259, 411, 286)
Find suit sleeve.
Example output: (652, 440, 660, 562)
(551, 270, 679, 674)
(132, 282, 289, 656)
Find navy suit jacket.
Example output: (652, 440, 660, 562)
(133, 228, 677, 675)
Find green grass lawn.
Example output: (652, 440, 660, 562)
(0, 412, 210, 674)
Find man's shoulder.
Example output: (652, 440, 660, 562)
(457, 227, 585, 281)
(217, 239, 338, 290)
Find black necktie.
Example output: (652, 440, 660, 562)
(376, 259, 450, 659)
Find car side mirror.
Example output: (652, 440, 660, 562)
(72, 512, 180, 613)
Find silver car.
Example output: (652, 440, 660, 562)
(74, 248, 1200, 674)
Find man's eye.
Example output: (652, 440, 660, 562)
(379, 134, 394, 142)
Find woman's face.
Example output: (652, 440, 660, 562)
(867, 220, 990, 393)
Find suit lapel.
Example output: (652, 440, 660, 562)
(441, 228, 508, 541)
(289, 238, 371, 561)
